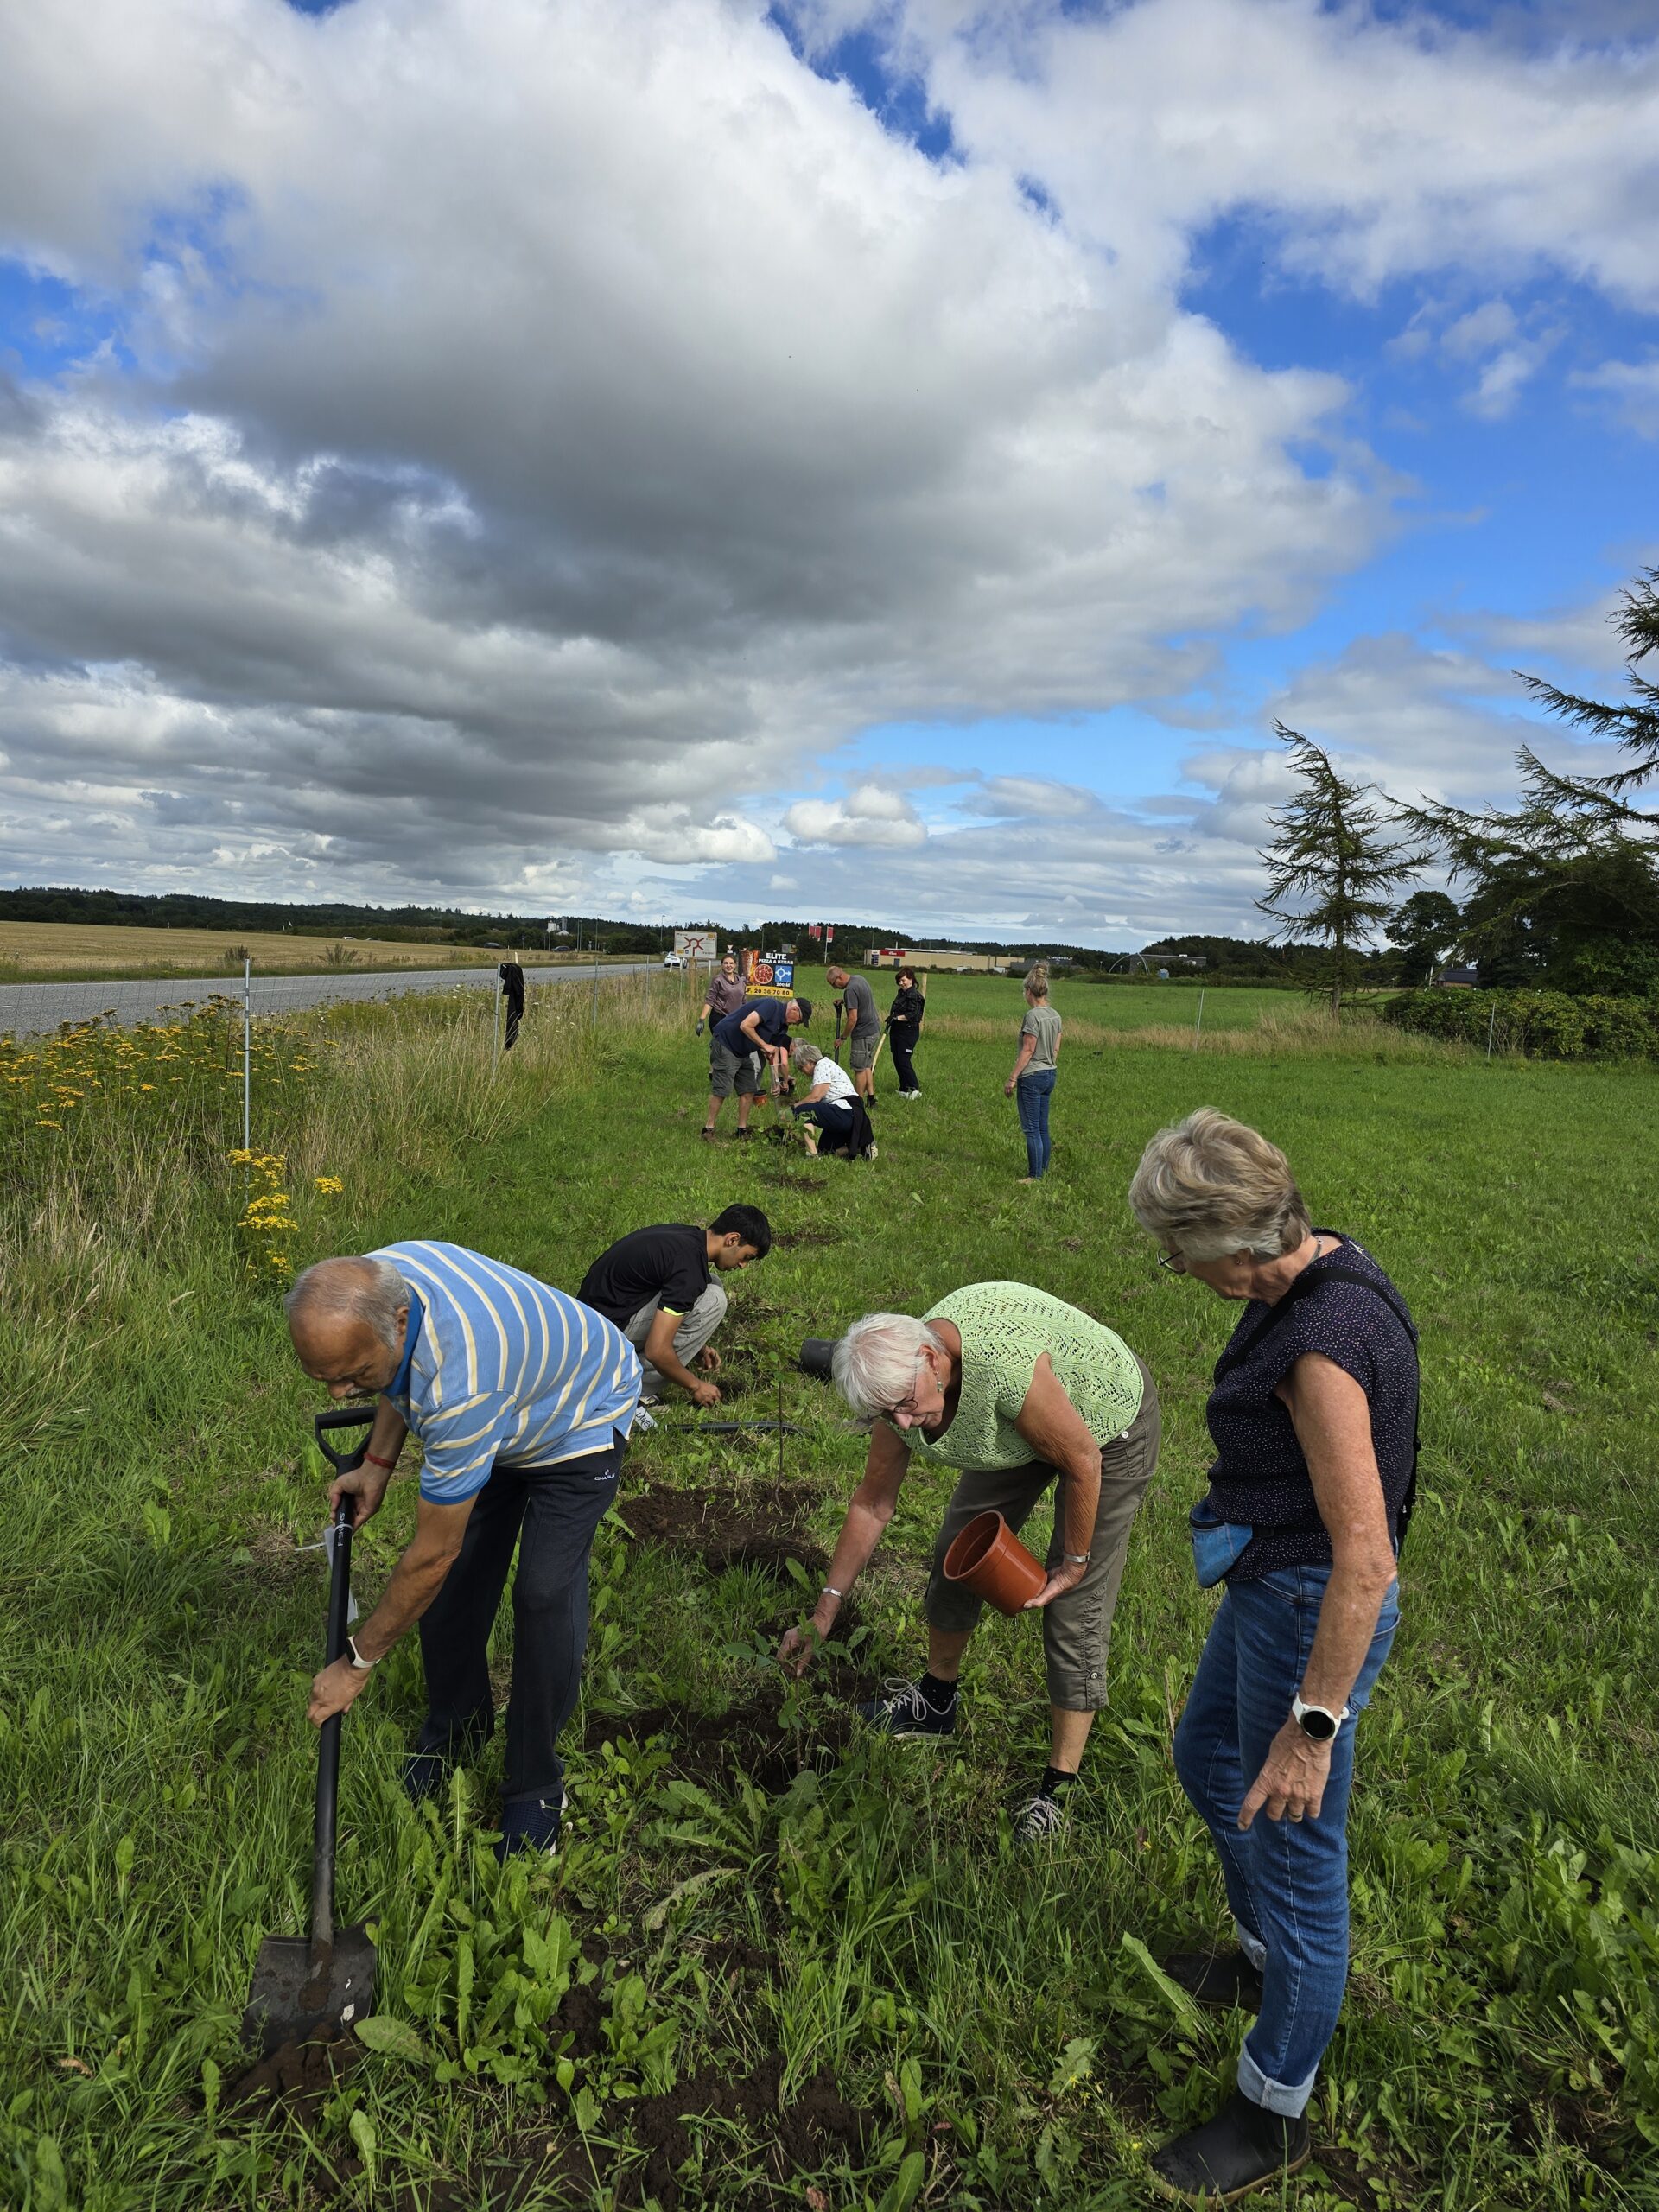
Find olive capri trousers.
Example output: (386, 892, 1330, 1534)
(922, 1364, 1160, 1709)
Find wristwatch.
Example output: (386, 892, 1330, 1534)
(1291, 1689, 1347, 1742)
(346, 1636, 378, 1673)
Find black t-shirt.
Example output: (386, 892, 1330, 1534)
(579, 1224, 710, 1327)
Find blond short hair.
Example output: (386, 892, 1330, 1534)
(1128, 1108, 1311, 1262)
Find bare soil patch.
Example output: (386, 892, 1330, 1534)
(615, 1478, 828, 1581)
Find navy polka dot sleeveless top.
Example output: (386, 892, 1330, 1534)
(1203, 1231, 1419, 1583)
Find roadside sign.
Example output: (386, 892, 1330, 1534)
(744, 954, 795, 1000)
(675, 929, 718, 961)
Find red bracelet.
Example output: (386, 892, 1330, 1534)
(364, 1451, 397, 1471)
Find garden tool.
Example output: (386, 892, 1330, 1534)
(241, 1407, 378, 2055)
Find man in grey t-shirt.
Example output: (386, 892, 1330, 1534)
(828, 966, 880, 1103)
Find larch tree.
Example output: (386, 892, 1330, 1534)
(1256, 722, 1426, 1016)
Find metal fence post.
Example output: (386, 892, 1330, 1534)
(492, 979, 503, 1073)
(242, 957, 251, 1150)
(1485, 1001, 1497, 1060)
(591, 952, 600, 1031)
(1193, 988, 1205, 1049)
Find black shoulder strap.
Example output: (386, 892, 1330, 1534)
(1215, 1264, 1423, 1550)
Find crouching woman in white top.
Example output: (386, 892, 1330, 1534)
(790, 1041, 863, 1158)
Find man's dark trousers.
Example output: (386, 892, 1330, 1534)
(414, 1431, 625, 1802)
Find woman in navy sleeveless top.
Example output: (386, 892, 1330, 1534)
(1128, 1109, 1416, 2205)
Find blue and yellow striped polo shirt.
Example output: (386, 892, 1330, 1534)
(372, 1240, 640, 1502)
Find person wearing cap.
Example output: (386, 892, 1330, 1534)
(705, 991, 814, 1139)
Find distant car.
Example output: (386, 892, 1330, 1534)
(663, 951, 684, 970)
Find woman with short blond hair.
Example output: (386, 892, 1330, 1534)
(1128, 1108, 1418, 2205)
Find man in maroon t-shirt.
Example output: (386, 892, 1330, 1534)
(699, 953, 749, 1139)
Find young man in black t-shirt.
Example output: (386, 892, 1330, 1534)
(577, 1205, 772, 1405)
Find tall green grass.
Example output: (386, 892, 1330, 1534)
(4, 974, 1657, 2209)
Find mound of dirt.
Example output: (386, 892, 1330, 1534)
(226, 2023, 360, 2129)
(632, 2060, 874, 2209)
(531, 2058, 874, 2211)
(583, 1687, 854, 1796)
(616, 1481, 827, 1580)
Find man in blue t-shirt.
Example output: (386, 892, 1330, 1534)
(708, 991, 814, 1138)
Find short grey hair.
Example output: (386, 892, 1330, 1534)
(1128, 1108, 1311, 1262)
(792, 1041, 823, 1071)
(284, 1255, 410, 1349)
(832, 1313, 948, 1419)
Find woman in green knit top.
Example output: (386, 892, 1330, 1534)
(779, 1281, 1160, 1840)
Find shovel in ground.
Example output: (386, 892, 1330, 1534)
(242, 1406, 378, 2056)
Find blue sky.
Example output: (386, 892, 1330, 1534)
(1, 0, 1656, 944)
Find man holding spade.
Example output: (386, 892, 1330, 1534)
(286, 1241, 640, 1858)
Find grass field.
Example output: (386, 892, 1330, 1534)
(0, 922, 632, 982)
(4, 976, 1657, 2210)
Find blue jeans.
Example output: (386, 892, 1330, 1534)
(1173, 1565, 1399, 2116)
(1015, 1067, 1056, 1176)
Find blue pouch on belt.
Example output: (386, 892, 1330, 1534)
(1190, 1500, 1254, 1589)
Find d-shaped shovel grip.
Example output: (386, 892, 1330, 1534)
(315, 1403, 376, 1477)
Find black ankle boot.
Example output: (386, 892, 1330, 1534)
(1150, 2089, 1311, 2202)
(1160, 1947, 1265, 2012)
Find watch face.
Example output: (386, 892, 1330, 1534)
(1298, 1705, 1338, 1742)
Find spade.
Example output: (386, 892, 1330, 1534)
(242, 1407, 379, 2056)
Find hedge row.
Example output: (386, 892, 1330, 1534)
(1383, 988, 1659, 1058)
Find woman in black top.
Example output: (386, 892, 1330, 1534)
(886, 969, 925, 1099)
(1126, 1109, 1416, 2206)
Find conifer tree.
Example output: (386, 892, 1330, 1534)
(1256, 723, 1425, 1015)
(1516, 565, 1659, 818)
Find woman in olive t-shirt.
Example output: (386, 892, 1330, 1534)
(1004, 964, 1062, 1180)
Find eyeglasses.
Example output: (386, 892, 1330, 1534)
(1156, 1249, 1188, 1274)
(887, 1357, 938, 1420)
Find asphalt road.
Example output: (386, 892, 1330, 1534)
(0, 961, 658, 1037)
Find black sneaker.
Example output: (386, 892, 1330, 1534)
(496, 1788, 570, 1862)
(1013, 1789, 1071, 1844)
(856, 1678, 957, 1738)
(1161, 1948, 1265, 2012)
(734, 1127, 753, 1141)
(1149, 2090, 1311, 2202)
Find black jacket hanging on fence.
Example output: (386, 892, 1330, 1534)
(499, 962, 525, 1050)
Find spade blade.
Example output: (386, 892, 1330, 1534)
(241, 1925, 377, 2057)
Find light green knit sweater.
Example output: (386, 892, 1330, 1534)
(903, 1281, 1143, 1471)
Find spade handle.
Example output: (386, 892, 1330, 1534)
(309, 1495, 355, 1955)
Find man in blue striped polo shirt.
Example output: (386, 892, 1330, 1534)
(286, 1239, 641, 1858)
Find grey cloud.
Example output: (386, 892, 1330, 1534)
(0, 0, 1393, 908)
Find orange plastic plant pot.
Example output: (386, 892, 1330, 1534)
(942, 1510, 1047, 1618)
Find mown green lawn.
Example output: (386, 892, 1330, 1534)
(5, 977, 1656, 2210)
